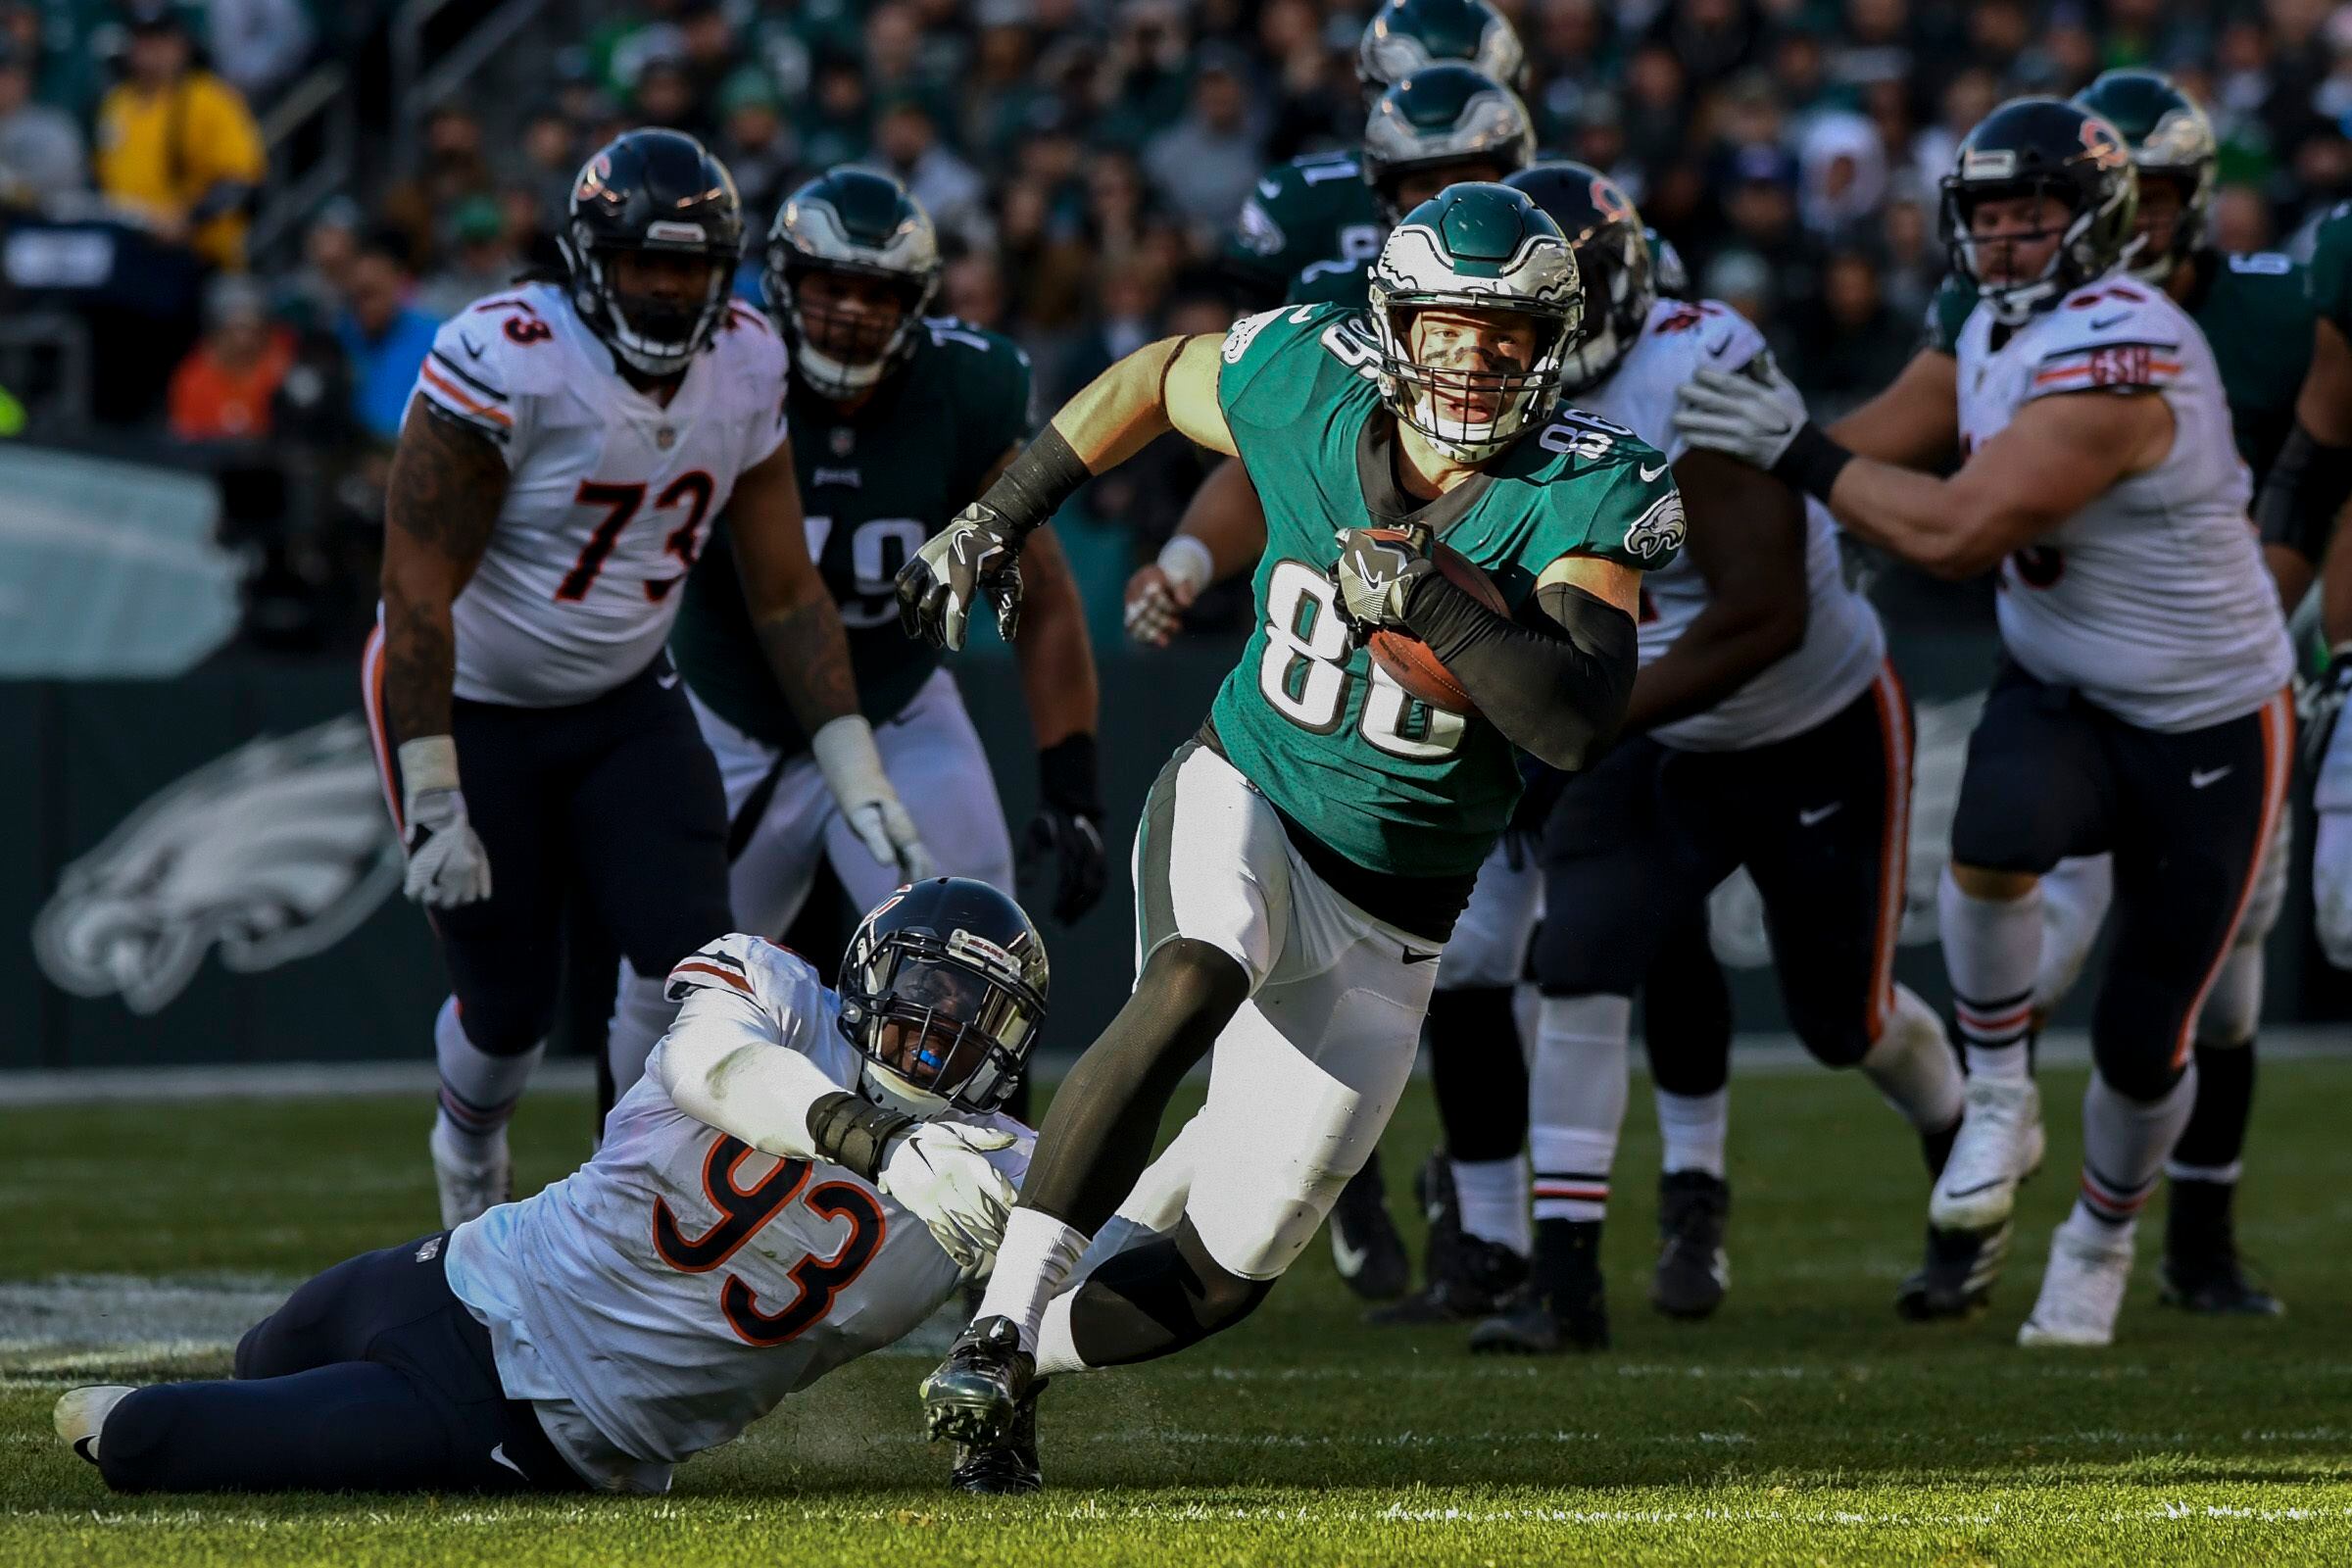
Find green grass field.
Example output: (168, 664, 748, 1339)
(6, 1059, 2352, 1566)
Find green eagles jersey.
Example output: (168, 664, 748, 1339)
(669, 318, 1032, 754)
(2306, 201, 2352, 337)
(1210, 303, 1684, 881)
(1287, 255, 1375, 310)
(1223, 152, 1387, 305)
(1924, 252, 2315, 482)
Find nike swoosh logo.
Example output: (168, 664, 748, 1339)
(459, 330, 486, 359)
(1640, 462, 1668, 482)
(489, 1443, 526, 1479)
(2089, 312, 2129, 329)
(73, 1436, 99, 1464)
(658, 671, 680, 690)
(2189, 766, 2231, 789)
(1331, 1231, 1371, 1277)
(1798, 803, 1842, 826)
(1402, 948, 1441, 964)
(1940, 1179, 2007, 1200)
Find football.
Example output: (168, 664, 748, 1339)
(1359, 527, 1509, 716)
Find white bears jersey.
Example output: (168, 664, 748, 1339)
(1573, 297, 1886, 750)
(409, 282, 793, 707)
(445, 935, 1028, 1492)
(1954, 274, 2290, 731)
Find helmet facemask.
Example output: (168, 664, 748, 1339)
(1943, 176, 2132, 326)
(772, 260, 935, 400)
(837, 920, 1044, 1116)
(1369, 295, 1577, 462)
(563, 226, 736, 376)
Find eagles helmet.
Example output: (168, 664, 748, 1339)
(1504, 162, 1656, 394)
(1367, 182, 1583, 463)
(1359, 0, 1525, 94)
(765, 168, 943, 401)
(836, 877, 1049, 1117)
(1940, 96, 2137, 325)
(2073, 69, 2217, 284)
(1360, 65, 1536, 226)
(558, 129, 744, 377)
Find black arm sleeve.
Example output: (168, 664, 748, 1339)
(2253, 423, 2352, 563)
(975, 425, 1094, 541)
(1398, 572, 1640, 772)
(806, 1092, 914, 1182)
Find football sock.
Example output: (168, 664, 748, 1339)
(2167, 1041, 2254, 1249)
(1938, 868, 2040, 1081)
(604, 957, 677, 1107)
(433, 997, 541, 1163)
(1427, 985, 1530, 1161)
(1528, 994, 1631, 1222)
(2077, 1062, 2197, 1231)
(2032, 855, 2112, 1016)
(1451, 1153, 1531, 1255)
(1642, 915, 1735, 1099)
(1653, 1088, 1729, 1181)
(975, 1208, 1088, 1354)
(1859, 983, 1966, 1134)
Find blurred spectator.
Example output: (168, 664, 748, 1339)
(335, 233, 438, 445)
(1876, 172, 1942, 325)
(943, 248, 1008, 331)
(1142, 49, 1265, 241)
(514, 108, 582, 240)
(203, 0, 315, 106)
(1717, 144, 1819, 310)
(168, 271, 292, 440)
(0, 36, 82, 203)
(378, 105, 495, 276)
(2212, 183, 2275, 254)
(631, 54, 708, 138)
(866, 99, 991, 251)
(416, 197, 520, 319)
(713, 68, 796, 219)
(801, 53, 873, 172)
(93, 4, 265, 269)
(279, 199, 362, 328)
(1797, 111, 1887, 241)
(1777, 247, 1911, 423)
(1702, 248, 1772, 324)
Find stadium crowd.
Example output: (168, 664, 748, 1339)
(10, 0, 2352, 636)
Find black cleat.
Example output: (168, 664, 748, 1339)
(950, 1378, 1047, 1494)
(1651, 1170, 1731, 1320)
(1330, 1151, 1410, 1301)
(2159, 1250, 2283, 1316)
(1413, 1148, 1463, 1289)
(1470, 1218, 1608, 1353)
(1895, 1221, 2011, 1321)
(920, 1316, 1033, 1447)
(1366, 1234, 1527, 1326)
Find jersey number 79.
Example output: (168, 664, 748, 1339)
(652, 1134, 888, 1347)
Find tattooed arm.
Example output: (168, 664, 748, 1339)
(380, 395, 508, 745)
(728, 439, 935, 878)
(378, 395, 509, 906)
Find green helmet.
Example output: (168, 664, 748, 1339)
(1358, 0, 1525, 94)
(2073, 69, 2217, 283)
(765, 168, 942, 400)
(1367, 182, 1584, 463)
(1940, 96, 2138, 325)
(1359, 65, 1536, 225)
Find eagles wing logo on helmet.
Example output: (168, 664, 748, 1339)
(31, 717, 402, 1014)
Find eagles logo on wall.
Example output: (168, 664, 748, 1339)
(31, 716, 403, 1014)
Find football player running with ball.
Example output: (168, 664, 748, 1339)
(649, 169, 1103, 1108)
(898, 183, 1681, 1448)
(58, 880, 1054, 1496)
(366, 130, 924, 1229)
(1674, 98, 2292, 1348)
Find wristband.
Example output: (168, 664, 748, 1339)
(1769, 422, 1856, 505)
(976, 425, 1093, 540)
(807, 1091, 916, 1182)
(397, 735, 461, 797)
(1155, 533, 1214, 598)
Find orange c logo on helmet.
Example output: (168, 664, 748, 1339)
(2079, 118, 2126, 168)
(1589, 176, 1637, 224)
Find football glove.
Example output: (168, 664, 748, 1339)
(877, 1121, 1019, 1270)
(2299, 649, 2352, 774)
(396, 736, 491, 908)
(896, 503, 1023, 652)
(1672, 357, 1810, 470)
(811, 716, 938, 884)
(1333, 526, 1433, 632)
(1019, 735, 1107, 924)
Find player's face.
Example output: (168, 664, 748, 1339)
(795, 270, 911, 368)
(2135, 174, 2187, 262)
(1406, 307, 1544, 425)
(609, 248, 723, 345)
(1394, 161, 1510, 214)
(870, 961, 996, 1096)
(1967, 191, 2071, 287)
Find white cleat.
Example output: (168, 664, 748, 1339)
(1929, 1076, 2044, 1232)
(429, 1118, 511, 1229)
(55, 1385, 132, 1465)
(2019, 1220, 2135, 1348)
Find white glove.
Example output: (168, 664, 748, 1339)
(877, 1121, 1018, 1269)
(1125, 534, 1213, 647)
(2316, 810, 2352, 970)
(397, 736, 491, 907)
(811, 715, 938, 883)
(1672, 357, 1810, 470)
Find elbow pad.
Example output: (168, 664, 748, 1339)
(1400, 575, 1639, 771)
(806, 1091, 914, 1182)
(2254, 425, 2352, 563)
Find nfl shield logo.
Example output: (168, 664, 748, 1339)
(656, 425, 676, 451)
(830, 426, 855, 458)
